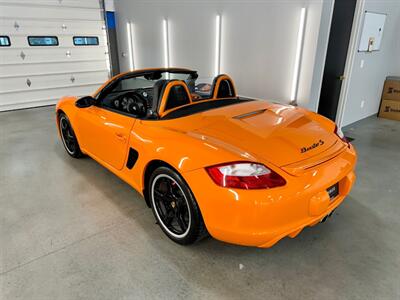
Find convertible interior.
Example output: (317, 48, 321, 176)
(96, 69, 239, 119)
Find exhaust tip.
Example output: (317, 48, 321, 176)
(320, 215, 328, 223)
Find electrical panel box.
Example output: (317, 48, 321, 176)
(358, 11, 386, 52)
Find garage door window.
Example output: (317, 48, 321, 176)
(73, 36, 99, 46)
(0, 36, 11, 47)
(28, 36, 59, 46)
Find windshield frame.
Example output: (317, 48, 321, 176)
(95, 68, 198, 101)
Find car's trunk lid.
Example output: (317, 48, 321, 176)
(193, 102, 340, 167)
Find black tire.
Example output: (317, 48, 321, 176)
(58, 112, 83, 158)
(149, 166, 207, 245)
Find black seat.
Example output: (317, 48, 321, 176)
(151, 79, 192, 115)
(211, 74, 236, 99)
(217, 80, 234, 98)
(164, 84, 191, 111)
(149, 79, 169, 117)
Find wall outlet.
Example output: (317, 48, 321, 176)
(360, 59, 364, 68)
(361, 100, 365, 108)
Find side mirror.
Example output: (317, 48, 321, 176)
(75, 96, 96, 108)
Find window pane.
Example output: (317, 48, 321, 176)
(0, 36, 11, 47)
(73, 36, 99, 46)
(28, 36, 58, 46)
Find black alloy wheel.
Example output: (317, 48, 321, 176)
(149, 166, 207, 244)
(58, 113, 83, 158)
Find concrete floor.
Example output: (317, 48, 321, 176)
(0, 106, 399, 300)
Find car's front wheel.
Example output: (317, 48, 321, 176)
(58, 112, 83, 158)
(149, 166, 207, 245)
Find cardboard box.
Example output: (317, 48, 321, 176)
(378, 99, 400, 121)
(382, 77, 400, 101)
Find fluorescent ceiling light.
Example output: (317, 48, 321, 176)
(215, 14, 221, 76)
(126, 21, 135, 70)
(290, 7, 306, 102)
(163, 19, 170, 68)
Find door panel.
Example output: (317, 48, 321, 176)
(318, 0, 357, 121)
(76, 106, 135, 170)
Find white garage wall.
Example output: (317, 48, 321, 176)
(114, 0, 324, 106)
(340, 0, 400, 126)
(221, 1, 323, 102)
(0, 0, 110, 111)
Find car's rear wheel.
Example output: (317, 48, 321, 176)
(58, 112, 83, 158)
(149, 166, 207, 245)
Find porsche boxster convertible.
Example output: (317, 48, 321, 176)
(56, 68, 357, 248)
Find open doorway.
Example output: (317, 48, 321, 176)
(318, 0, 357, 121)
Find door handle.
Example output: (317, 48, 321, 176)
(337, 75, 346, 81)
(115, 132, 127, 142)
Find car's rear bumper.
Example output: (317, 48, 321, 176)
(183, 144, 357, 248)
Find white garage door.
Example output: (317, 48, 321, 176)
(0, 0, 110, 111)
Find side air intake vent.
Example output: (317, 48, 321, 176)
(126, 147, 139, 169)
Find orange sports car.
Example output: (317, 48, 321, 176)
(56, 68, 357, 248)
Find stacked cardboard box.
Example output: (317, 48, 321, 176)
(378, 76, 400, 121)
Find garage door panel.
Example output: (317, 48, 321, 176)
(0, 25, 106, 40)
(0, 35, 107, 48)
(0, 0, 100, 9)
(0, 61, 108, 77)
(1, 30, 106, 38)
(0, 71, 109, 94)
(0, 84, 103, 107)
(1, 47, 108, 65)
(0, 19, 104, 35)
(0, 4, 102, 21)
(0, 99, 59, 111)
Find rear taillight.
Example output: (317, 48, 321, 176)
(206, 162, 286, 190)
(335, 125, 348, 143)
